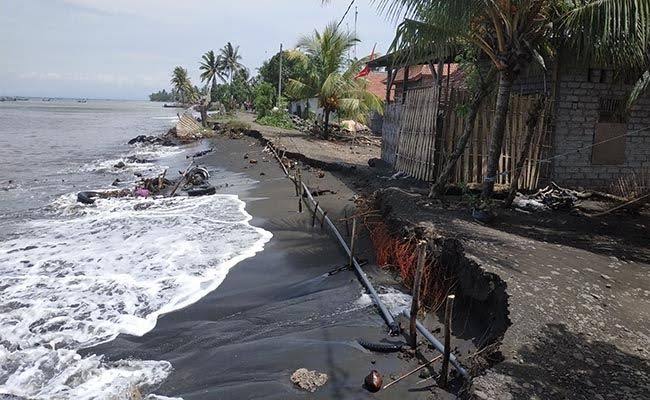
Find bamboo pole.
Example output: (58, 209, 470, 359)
(382, 355, 443, 390)
(440, 294, 456, 388)
(312, 201, 320, 227)
(410, 241, 427, 348)
(349, 217, 357, 267)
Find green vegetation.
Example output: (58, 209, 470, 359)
(259, 50, 309, 97)
(170, 66, 197, 105)
(223, 119, 251, 132)
(286, 22, 383, 137)
(219, 42, 245, 83)
(149, 89, 175, 102)
(257, 109, 296, 130)
(253, 82, 276, 117)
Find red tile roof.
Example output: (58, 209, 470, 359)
(361, 71, 394, 101)
(387, 63, 463, 85)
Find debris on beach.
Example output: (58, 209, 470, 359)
(290, 368, 328, 393)
(128, 134, 175, 147)
(186, 148, 214, 159)
(364, 370, 383, 392)
(514, 183, 577, 211)
(169, 113, 214, 142)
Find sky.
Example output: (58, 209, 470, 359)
(0, 0, 398, 100)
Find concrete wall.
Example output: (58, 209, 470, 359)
(551, 67, 650, 189)
(289, 98, 338, 121)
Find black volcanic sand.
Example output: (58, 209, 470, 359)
(88, 135, 460, 399)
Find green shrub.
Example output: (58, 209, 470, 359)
(254, 82, 276, 117)
(256, 109, 296, 130)
(224, 120, 251, 132)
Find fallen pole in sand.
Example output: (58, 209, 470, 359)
(382, 355, 443, 390)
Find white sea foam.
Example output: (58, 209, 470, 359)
(0, 194, 272, 398)
(356, 287, 412, 316)
(77, 144, 183, 175)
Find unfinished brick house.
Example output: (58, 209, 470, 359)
(370, 53, 650, 191)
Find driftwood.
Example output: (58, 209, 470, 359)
(588, 193, 650, 217)
(169, 162, 194, 197)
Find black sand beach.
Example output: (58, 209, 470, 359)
(89, 135, 452, 399)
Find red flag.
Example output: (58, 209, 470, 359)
(355, 44, 376, 79)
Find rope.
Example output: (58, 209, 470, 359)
(336, 0, 356, 30)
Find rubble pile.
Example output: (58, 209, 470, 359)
(513, 183, 578, 212)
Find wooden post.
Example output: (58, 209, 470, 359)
(321, 210, 328, 229)
(410, 241, 427, 348)
(312, 201, 320, 227)
(440, 294, 456, 388)
(349, 217, 357, 267)
(401, 67, 409, 104)
(297, 170, 303, 213)
(344, 209, 350, 236)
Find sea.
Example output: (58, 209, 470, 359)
(0, 100, 272, 399)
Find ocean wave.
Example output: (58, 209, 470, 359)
(0, 195, 272, 399)
(75, 144, 183, 175)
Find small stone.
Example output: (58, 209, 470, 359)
(114, 161, 126, 169)
(249, 159, 258, 164)
(290, 368, 328, 393)
(474, 390, 489, 400)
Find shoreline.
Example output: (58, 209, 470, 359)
(89, 133, 456, 399)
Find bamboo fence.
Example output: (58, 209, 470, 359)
(385, 87, 552, 190)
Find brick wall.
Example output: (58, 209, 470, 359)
(551, 67, 650, 189)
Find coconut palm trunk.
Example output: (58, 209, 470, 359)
(323, 109, 331, 138)
(481, 72, 514, 200)
(504, 96, 546, 207)
(429, 81, 490, 197)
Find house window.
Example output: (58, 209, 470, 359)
(592, 98, 627, 165)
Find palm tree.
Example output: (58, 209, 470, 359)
(170, 66, 195, 105)
(199, 50, 226, 97)
(219, 42, 244, 83)
(375, 0, 649, 200)
(286, 22, 383, 137)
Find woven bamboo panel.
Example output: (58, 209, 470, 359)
(384, 87, 552, 189)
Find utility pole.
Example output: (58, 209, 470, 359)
(354, 6, 358, 59)
(277, 43, 283, 107)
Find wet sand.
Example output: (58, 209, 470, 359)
(89, 135, 447, 399)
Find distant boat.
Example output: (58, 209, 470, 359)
(42, 98, 52, 102)
(77, 98, 87, 103)
(15, 97, 29, 101)
(163, 103, 185, 108)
